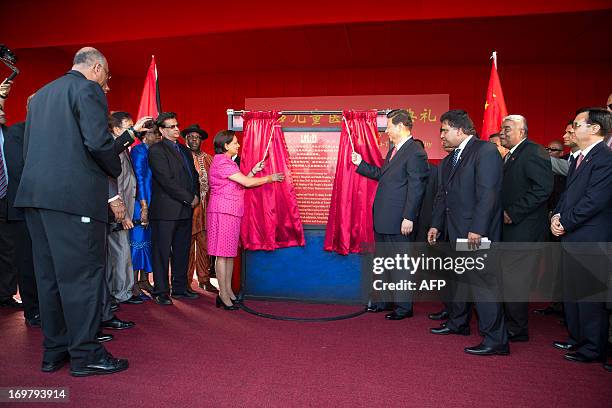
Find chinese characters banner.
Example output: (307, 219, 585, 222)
(245, 95, 448, 226)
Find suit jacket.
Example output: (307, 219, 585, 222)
(14, 70, 123, 222)
(357, 138, 429, 235)
(554, 141, 612, 242)
(502, 139, 553, 242)
(415, 162, 438, 242)
(431, 137, 503, 242)
(4, 122, 25, 220)
(148, 138, 199, 221)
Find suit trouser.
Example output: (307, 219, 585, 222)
(106, 229, 134, 302)
(562, 248, 609, 360)
(446, 249, 508, 347)
(0, 198, 18, 301)
(501, 249, 541, 337)
(373, 232, 413, 315)
(25, 208, 107, 367)
(6, 220, 39, 319)
(188, 229, 211, 285)
(151, 219, 191, 296)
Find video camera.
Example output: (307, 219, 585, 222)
(0, 44, 19, 83)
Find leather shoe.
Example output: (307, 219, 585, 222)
(552, 341, 576, 351)
(464, 343, 510, 356)
(509, 333, 529, 342)
(96, 331, 113, 343)
(604, 363, 612, 372)
(199, 281, 219, 293)
(26, 314, 41, 328)
(428, 310, 449, 321)
(70, 354, 129, 377)
(564, 352, 597, 363)
(0, 297, 23, 308)
(171, 291, 199, 300)
(154, 294, 173, 305)
(122, 295, 144, 305)
(385, 311, 413, 320)
(430, 325, 470, 336)
(102, 316, 135, 330)
(533, 305, 562, 315)
(41, 354, 69, 373)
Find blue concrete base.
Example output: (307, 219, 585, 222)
(242, 229, 363, 304)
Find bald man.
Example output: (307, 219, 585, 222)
(15, 47, 133, 377)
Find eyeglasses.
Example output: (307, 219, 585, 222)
(545, 147, 563, 152)
(572, 121, 592, 130)
(161, 123, 180, 129)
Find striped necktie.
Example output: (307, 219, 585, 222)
(0, 142, 7, 199)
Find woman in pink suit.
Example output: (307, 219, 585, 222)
(207, 130, 284, 310)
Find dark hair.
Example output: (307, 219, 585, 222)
(566, 119, 574, 127)
(214, 130, 236, 154)
(413, 138, 425, 149)
(109, 111, 132, 129)
(155, 112, 177, 128)
(387, 109, 413, 130)
(575, 107, 612, 136)
(440, 109, 477, 135)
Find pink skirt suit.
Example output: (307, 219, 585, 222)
(207, 154, 245, 257)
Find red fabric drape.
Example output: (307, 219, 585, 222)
(240, 111, 305, 250)
(324, 110, 383, 255)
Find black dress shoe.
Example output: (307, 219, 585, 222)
(26, 314, 41, 328)
(604, 363, 612, 372)
(122, 295, 144, 305)
(41, 354, 69, 373)
(533, 305, 562, 315)
(366, 305, 385, 313)
(430, 326, 470, 336)
(385, 311, 413, 320)
(0, 297, 23, 308)
(464, 343, 510, 356)
(199, 281, 219, 293)
(96, 331, 114, 343)
(564, 352, 598, 363)
(508, 333, 529, 342)
(101, 316, 135, 330)
(552, 341, 576, 351)
(171, 291, 200, 300)
(70, 354, 129, 377)
(154, 295, 173, 305)
(428, 310, 449, 320)
(216, 296, 238, 310)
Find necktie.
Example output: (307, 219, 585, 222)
(575, 153, 584, 169)
(389, 147, 397, 161)
(451, 148, 461, 167)
(504, 151, 512, 164)
(173, 143, 194, 184)
(0, 143, 7, 199)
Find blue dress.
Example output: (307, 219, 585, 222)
(129, 143, 153, 273)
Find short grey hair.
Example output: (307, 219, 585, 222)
(503, 114, 528, 136)
(73, 47, 106, 67)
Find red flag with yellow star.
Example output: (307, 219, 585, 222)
(481, 52, 507, 140)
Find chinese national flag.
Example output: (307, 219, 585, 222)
(481, 52, 507, 140)
(136, 55, 161, 130)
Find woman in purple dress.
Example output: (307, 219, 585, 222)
(207, 130, 284, 309)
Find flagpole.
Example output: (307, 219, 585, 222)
(490, 51, 498, 69)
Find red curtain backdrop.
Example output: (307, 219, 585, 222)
(324, 110, 383, 255)
(481, 56, 508, 140)
(240, 111, 305, 250)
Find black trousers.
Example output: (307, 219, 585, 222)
(445, 248, 508, 348)
(372, 231, 413, 315)
(0, 197, 18, 301)
(151, 219, 191, 296)
(25, 208, 107, 367)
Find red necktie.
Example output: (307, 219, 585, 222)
(575, 153, 584, 169)
(389, 147, 397, 161)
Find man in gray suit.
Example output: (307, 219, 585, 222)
(107, 112, 141, 305)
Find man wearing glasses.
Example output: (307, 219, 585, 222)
(551, 107, 612, 370)
(148, 112, 200, 305)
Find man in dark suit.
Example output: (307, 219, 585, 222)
(498, 115, 553, 342)
(0, 89, 40, 326)
(149, 112, 200, 305)
(351, 109, 429, 320)
(14, 47, 134, 376)
(428, 109, 509, 356)
(551, 107, 612, 366)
